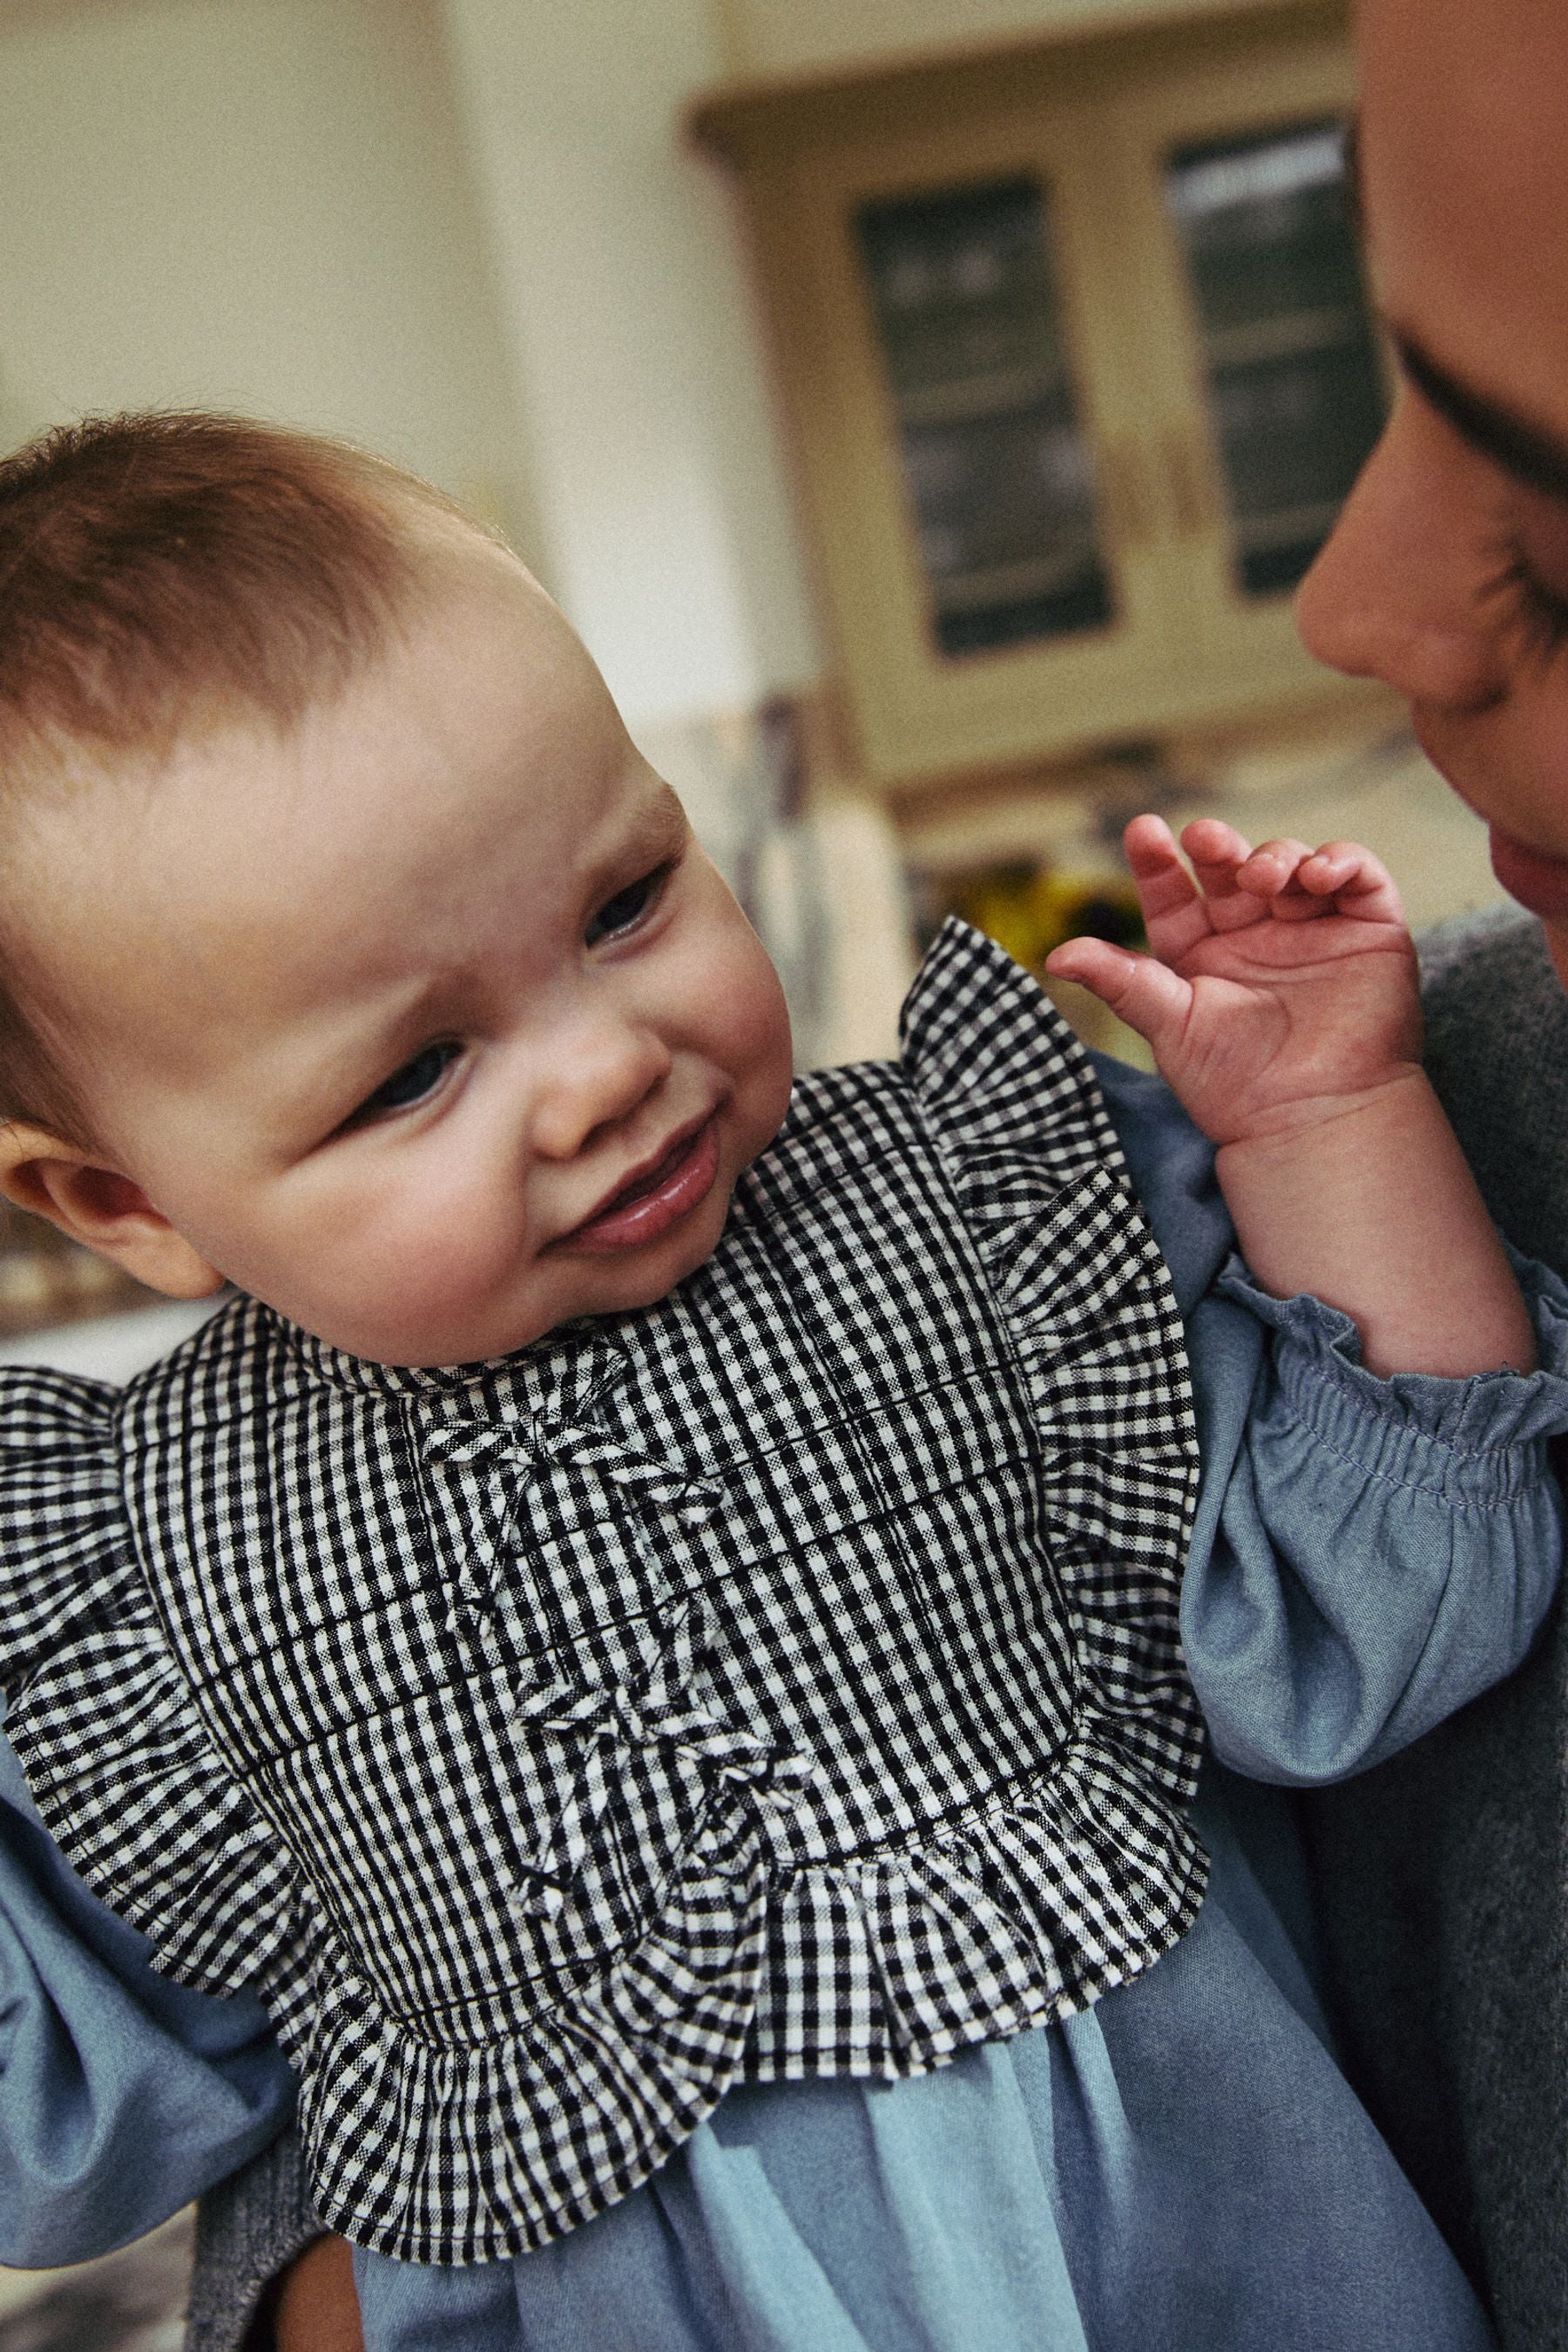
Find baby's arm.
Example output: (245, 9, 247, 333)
(1091, 973, 1568, 1784)
(0, 1737, 296, 2268)
(1048, 816, 1534, 1376)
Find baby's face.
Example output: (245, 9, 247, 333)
(30, 545, 794, 1363)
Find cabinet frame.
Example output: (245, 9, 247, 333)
(695, 0, 1391, 794)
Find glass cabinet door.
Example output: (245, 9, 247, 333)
(769, 102, 1184, 781)
(1164, 118, 1384, 600)
(700, 15, 1392, 788)
(1106, 37, 1377, 701)
(855, 177, 1113, 657)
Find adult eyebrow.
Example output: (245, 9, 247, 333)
(1342, 112, 1362, 237)
(1394, 330, 1568, 505)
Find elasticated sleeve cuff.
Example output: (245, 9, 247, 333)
(1215, 1245, 1568, 1493)
(1184, 1248, 1568, 1786)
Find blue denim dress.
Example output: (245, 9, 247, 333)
(0, 1053, 1560, 2345)
(350, 1769, 1488, 2352)
(341, 1065, 1568, 2352)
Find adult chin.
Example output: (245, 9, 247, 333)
(1488, 823, 1568, 927)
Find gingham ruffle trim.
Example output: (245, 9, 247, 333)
(903, 923, 1205, 1815)
(0, 1376, 319, 2029)
(0, 924, 1205, 2261)
(746, 1737, 1206, 2081)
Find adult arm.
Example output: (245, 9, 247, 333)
(1296, 907, 1568, 2352)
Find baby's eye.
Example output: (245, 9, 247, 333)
(585, 865, 667, 947)
(354, 1040, 461, 1123)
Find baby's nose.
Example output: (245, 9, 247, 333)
(531, 1019, 673, 1162)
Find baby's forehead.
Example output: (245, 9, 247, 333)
(17, 539, 654, 966)
(199, 537, 586, 781)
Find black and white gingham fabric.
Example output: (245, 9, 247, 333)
(0, 922, 1203, 2263)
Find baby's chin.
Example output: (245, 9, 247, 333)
(285, 1192, 747, 1369)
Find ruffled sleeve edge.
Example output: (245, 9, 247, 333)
(895, 917, 1204, 1813)
(7, 1612, 321, 2038)
(898, 917, 1129, 1182)
(0, 1368, 136, 1690)
(0, 1369, 319, 2040)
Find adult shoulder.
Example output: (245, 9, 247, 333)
(1304, 902, 1568, 2350)
(1419, 906, 1568, 1277)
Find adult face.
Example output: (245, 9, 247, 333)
(1297, 0, 1568, 981)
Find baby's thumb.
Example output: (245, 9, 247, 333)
(1044, 940, 1191, 1057)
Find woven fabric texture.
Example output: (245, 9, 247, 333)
(0, 923, 1202, 2262)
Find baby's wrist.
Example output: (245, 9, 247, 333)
(1214, 1066, 1536, 1377)
(1213, 1064, 1429, 1163)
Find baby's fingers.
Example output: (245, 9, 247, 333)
(1230, 836, 1326, 921)
(1178, 818, 1275, 932)
(1293, 840, 1406, 926)
(1120, 814, 1219, 963)
(1044, 937, 1193, 1058)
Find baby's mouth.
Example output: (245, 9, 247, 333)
(563, 1116, 720, 1252)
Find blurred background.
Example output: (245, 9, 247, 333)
(0, 0, 1508, 2333)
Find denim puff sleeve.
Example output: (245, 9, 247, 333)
(1184, 1254, 1568, 1785)
(0, 1727, 295, 2267)
(1092, 1052, 1568, 1789)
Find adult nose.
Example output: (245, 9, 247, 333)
(1296, 395, 1507, 713)
(528, 1005, 673, 1164)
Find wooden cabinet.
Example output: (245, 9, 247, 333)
(695, 2, 1390, 792)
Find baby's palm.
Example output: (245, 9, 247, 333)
(1048, 817, 1421, 1148)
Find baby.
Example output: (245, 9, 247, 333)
(0, 412, 1562, 2352)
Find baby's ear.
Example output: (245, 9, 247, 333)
(0, 1125, 225, 1301)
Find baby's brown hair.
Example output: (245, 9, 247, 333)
(0, 409, 477, 1139)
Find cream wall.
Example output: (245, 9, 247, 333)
(0, 0, 541, 558)
(0, 0, 825, 733)
(438, 0, 821, 729)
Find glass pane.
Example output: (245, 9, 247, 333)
(1166, 119, 1384, 599)
(856, 178, 1112, 659)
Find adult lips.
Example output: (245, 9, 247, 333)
(1488, 824, 1568, 921)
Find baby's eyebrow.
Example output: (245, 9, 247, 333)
(611, 783, 688, 870)
(1395, 330, 1568, 506)
(274, 987, 454, 1149)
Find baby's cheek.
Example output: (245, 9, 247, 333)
(716, 938, 793, 1102)
(296, 1175, 528, 1361)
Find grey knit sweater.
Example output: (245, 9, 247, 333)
(1304, 905, 1568, 2352)
(186, 905, 1568, 2351)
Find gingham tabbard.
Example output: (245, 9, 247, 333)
(0, 923, 1203, 2262)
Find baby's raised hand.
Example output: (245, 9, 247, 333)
(1049, 815, 1534, 1378)
(1044, 815, 1421, 1149)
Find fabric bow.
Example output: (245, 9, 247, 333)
(508, 1598, 813, 1917)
